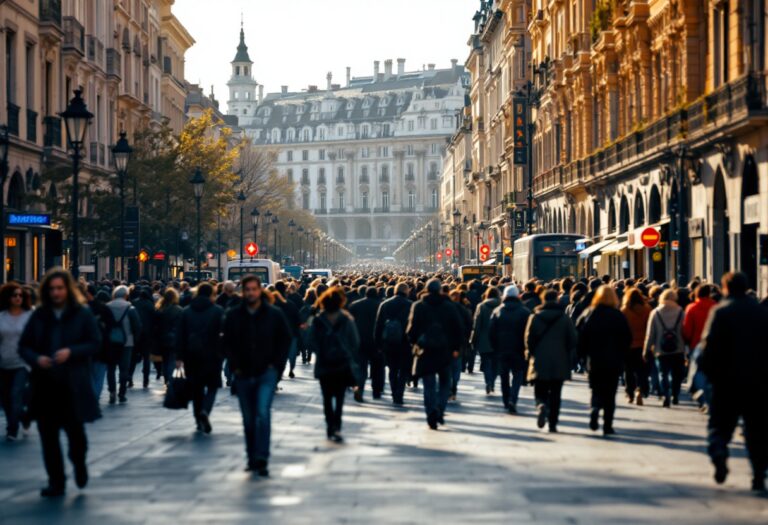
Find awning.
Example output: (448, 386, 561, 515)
(578, 239, 614, 258)
(483, 258, 497, 266)
(601, 240, 629, 254)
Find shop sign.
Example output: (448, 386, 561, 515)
(688, 218, 705, 238)
(7, 213, 51, 226)
(744, 195, 761, 225)
(512, 97, 528, 165)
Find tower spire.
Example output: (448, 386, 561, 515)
(233, 17, 252, 63)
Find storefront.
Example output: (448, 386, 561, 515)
(4, 213, 60, 283)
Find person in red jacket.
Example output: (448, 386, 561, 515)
(682, 284, 717, 350)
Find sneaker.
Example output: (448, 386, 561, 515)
(198, 412, 212, 434)
(74, 462, 88, 489)
(713, 456, 728, 484)
(40, 485, 65, 498)
(589, 410, 599, 431)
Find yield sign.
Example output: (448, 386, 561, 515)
(245, 242, 259, 257)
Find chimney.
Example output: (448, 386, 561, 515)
(397, 58, 406, 75)
(451, 58, 458, 69)
(258, 85, 264, 101)
(374, 60, 380, 79)
(384, 59, 393, 80)
(346, 66, 351, 86)
(326, 71, 333, 90)
(281, 85, 288, 94)
(428, 63, 435, 71)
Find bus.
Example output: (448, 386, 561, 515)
(460, 265, 499, 281)
(512, 234, 586, 282)
(225, 259, 281, 285)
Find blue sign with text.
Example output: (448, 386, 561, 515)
(8, 213, 51, 226)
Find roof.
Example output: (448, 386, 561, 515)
(233, 27, 252, 63)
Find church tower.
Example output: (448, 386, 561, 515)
(227, 21, 260, 126)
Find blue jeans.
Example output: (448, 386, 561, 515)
(236, 367, 278, 464)
(287, 339, 298, 373)
(0, 368, 28, 437)
(480, 354, 497, 390)
(422, 364, 452, 421)
(91, 361, 107, 401)
(450, 355, 462, 395)
(657, 354, 685, 401)
(649, 357, 661, 394)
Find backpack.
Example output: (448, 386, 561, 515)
(106, 307, 130, 348)
(382, 318, 404, 345)
(658, 311, 683, 353)
(417, 321, 448, 352)
(322, 321, 350, 369)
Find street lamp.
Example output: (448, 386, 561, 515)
(288, 219, 296, 263)
(237, 189, 246, 260)
(112, 131, 132, 281)
(271, 215, 279, 261)
(250, 207, 260, 254)
(297, 225, 304, 265)
(0, 125, 9, 283)
(263, 210, 273, 257)
(60, 89, 93, 279)
(190, 167, 205, 279)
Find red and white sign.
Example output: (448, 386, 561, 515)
(245, 242, 259, 257)
(479, 244, 491, 256)
(640, 227, 661, 248)
(445, 248, 453, 258)
(479, 253, 488, 262)
(436, 252, 443, 260)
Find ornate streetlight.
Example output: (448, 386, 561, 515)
(237, 189, 246, 260)
(263, 210, 273, 257)
(112, 131, 132, 280)
(250, 207, 260, 253)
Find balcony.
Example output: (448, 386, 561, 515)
(329, 208, 346, 214)
(63, 17, 85, 57)
(314, 208, 328, 215)
(26, 110, 37, 143)
(40, 0, 62, 26)
(301, 175, 310, 186)
(106, 48, 121, 79)
(379, 174, 389, 183)
(43, 116, 62, 148)
(7, 104, 20, 136)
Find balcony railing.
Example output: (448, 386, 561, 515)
(43, 116, 62, 148)
(40, 0, 62, 25)
(63, 17, 85, 56)
(106, 48, 121, 78)
(314, 208, 327, 215)
(7, 104, 20, 136)
(26, 110, 37, 143)
(379, 174, 389, 183)
(301, 176, 310, 186)
(329, 208, 346, 214)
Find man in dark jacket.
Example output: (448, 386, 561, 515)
(19, 269, 102, 497)
(130, 287, 157, 388)
(223, 275, 291, 477)
(700, 272, 768, 492)
(406, 279, 462, 429)
(374, 282, 412, 405)
(520, 281, 541, 311)
(177, 283, 224, 434)
(273, 282, 302, 379)
(348, 286, 383, 401)
(488, 284, 531, 414)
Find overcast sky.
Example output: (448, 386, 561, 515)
(174, 0, 474, 104)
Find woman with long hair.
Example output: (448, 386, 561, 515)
(0, 283, 33, 440)
(308, 286, 360, 442)
(577, 285, 632, 436)
(155, 288, 183, 384)
(621, 287, 652, 405)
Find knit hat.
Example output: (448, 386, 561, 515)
(503, 284, 520, 299)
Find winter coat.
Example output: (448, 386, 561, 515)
(525, 302, 577, 382)
(275, 297, 302, 340)
(178, 296, 224, 388)
(700, 295, 768, 392)
(19, 305, 102, 424)
(454, 301, 473, 353)
(471, 297, 500, 355)
(106, 298, 142, 348)
(223, 300, 292, 379)
(308, 310, 361, 385)
(373, 293, 412, 354)
(621, 303, 652, 350)
(406, 293, 462, 376)
(644, 302, 685, 358)
(155, 304, 183, 357)
(348, 297, 380, 357)
(132, 297, 157, 344)
(521, 292, 541, 312)
(577, 305, 632, 380)
(488, 298, 531, 370)
(87, 299, 113, 363)
(682, 297, 716, 350)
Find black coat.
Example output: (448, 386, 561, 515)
(178, 297, 224, 388)
(88, 299, 113, 363)
(700, 296, 768, 393)
(406, 293, 462, 376)
(488, 298, 531, 370)
(155, 304, 183, 357)
(223, 301, 292, 379)
(275, 298, 302, 340)
(374, 293, 412, 353)
(348, 297, 380, 357)
(19, 305, 102, 424)
(577, 305, 632, 381)
(454, 301, 473, 351)
(308, 311, 361, 384)
(133, 297, 157, 343)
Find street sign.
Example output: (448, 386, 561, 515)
(445, 248, 453, 257)
(671, 240, 679, 251)
(512, 97, 528, 165)
(138, 249, 150, 263)
(479, 253, 488, 262)
(124, 206, 140, 253)
(245, 242, 259, 257)
(513, 210, 525, 233)
(640, 227, 661, 248)
(7, 213, 51, 226)
(479, 244, 491, 256)
(436, 252, 443, 260)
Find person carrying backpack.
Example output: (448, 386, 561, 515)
(643, 289, 686, 408)
(106, 286, 142, 405)
(308, 287, 360, 443)
(374, 282, 412, 405)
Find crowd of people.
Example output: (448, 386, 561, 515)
(0, 266, 766, 497)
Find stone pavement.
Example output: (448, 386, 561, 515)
(1, 365, 766, 525)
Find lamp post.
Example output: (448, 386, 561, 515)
(112, 131, 132, 281)
(452, 209, 460, 266)
(263, 210, 272, 257)
(673, 145, 690, 286)
(288, 218, 296, 263)
(462, 216, 469, 264)
(217, 214, 223, 281)
(237, 190, 246, 260)
(426, 223, 433, 271)
(60, 89, 93, 279)
(190, 168, 205, 278)
(272, 215, 279, 261)
(0, 125, 9, 283)
(250, 207, 260, 254)
(297, 225, 304, 265)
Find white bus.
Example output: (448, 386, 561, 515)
(225, 259, 281, 285)
(513, 234, 586, 282)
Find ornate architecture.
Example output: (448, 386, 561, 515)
(229, 29, 469, 258)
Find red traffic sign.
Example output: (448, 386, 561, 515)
(245, 242, 259, 257)
(436, 252, 443, 260)
(445, 248, 453, 257)
(640, 227, 661, 248)
(479, 244, 491, 256)
(479, 252, 488, 262)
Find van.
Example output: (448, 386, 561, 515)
(225, 259, 281, 285)
(304, 268, 333, 280)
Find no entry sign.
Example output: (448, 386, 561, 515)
(245, 242, 259, 257)
(640, 228, 661, 248)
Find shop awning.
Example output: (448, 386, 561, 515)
(601, 240, 629, 254)
(578, 239, 614, 258)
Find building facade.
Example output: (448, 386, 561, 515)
(229, 30, 469, 257)
(528, 0, 768, 295)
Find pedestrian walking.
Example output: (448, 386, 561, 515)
(84, 286, 113, 401)
(308, 286, 361, 442)
(644, 289, 686, 407)
(525, 289, 577, 433)
(0, 283, 33, 441)
(488, 285, 531, 414)
(700, 272, 768, 492)
(106, 286, 142, 404)
(154, 288, 183, 384)
(299, 288, 318, 365)
(374, 282, 412, 405)
(130, 287, 157, 388)
(407, 279, 462, 429)
(348, 286, 383, 401)
(177, 282, 224, 434)
(223, 275, 291, 476)
(18, 269, 102, 497)
(272, 283, 302, 379)
(577, 285, 632, 435)
(620, 287, 652, 405)
(471, 286, 500, 395)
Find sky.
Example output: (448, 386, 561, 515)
(174, 0, 475, 105)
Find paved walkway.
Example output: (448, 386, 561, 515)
(1, 365, 766, 525)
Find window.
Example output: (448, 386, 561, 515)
(318, 167, 326, 184)
(383, 123, 390, 136)
(361, 147, 370, 158)
(302, 193, 309, 210)
(286, 169, 294, 182)
(337, 166, 345, 183)
(338, 191, 345, 209)
(320, 192, 327, 210)
(428, 162, 438, 179)
(407, 120, 415, 131)
(431, 143, 439, 154)
(380, 165, 389, 182)
(408, 191, 416, 210)
(362, 192, 369, 209)
(301, 168, 309, 185)
(244, 67, 249, 76)
(319, 149, 326, 160)
(234, 92, 239, 99)
(301, 150, 309, 161)
(406, 145, 414, 156)
(361, 124, 369, 138)
(418, 116, 427, 129)
(236, 66, 240, 75)
(337, 126, 344, 136)
(431, 188, 439, 209)
(406, 163, 414, 179)
(382, 191, 390, 209)
(287, 150, 293, 162)
(430, 118, 438, 130)
(379, 146, 389, 157)
(303, 129, 310, 141)
(361, 166, 369, 183)
(338, 148, 345, 160)
(318, 127, 326, 140)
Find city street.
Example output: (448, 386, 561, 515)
(1, 366, 766, 525)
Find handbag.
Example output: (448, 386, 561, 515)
(163, 367, 191, 410)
